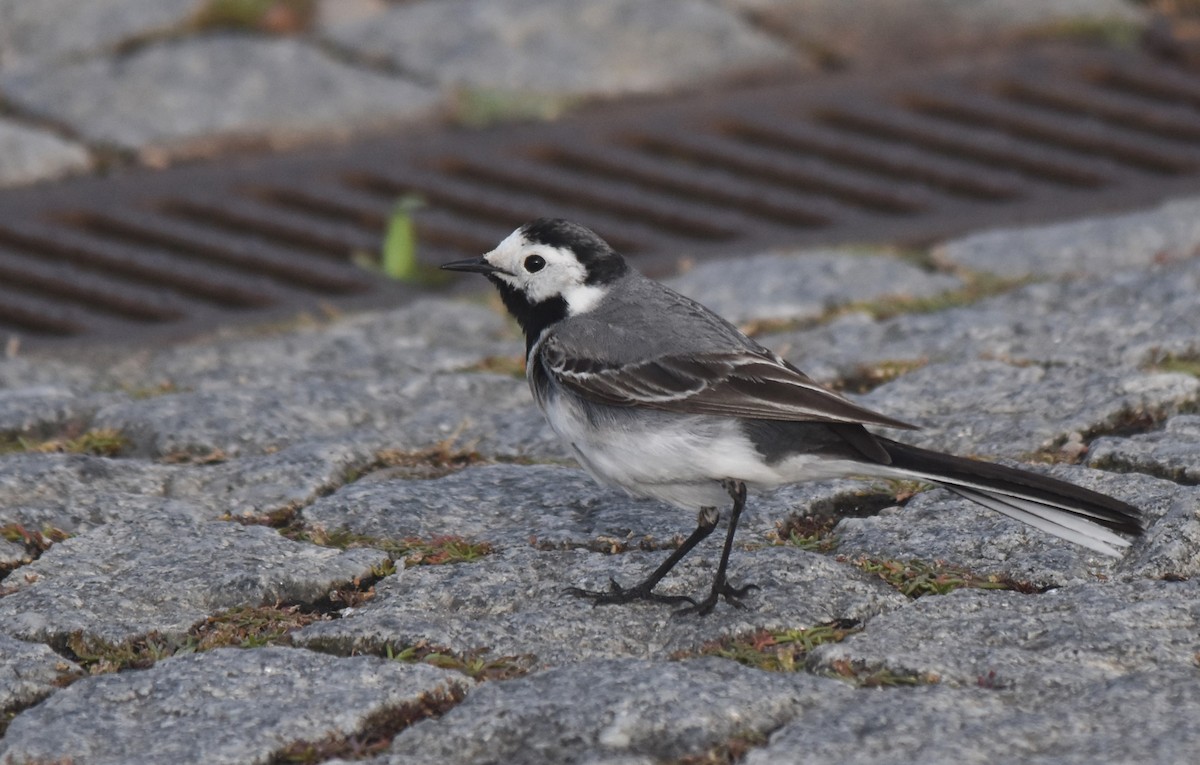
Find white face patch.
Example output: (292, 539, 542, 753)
(482, 228, 609, 314)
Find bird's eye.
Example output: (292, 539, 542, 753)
(524, 255, 546, 273)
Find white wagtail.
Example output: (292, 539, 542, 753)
(442, 218, 1145, 614)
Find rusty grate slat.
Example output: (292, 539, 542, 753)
(7, 44, 1200, 348)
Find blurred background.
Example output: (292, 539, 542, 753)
(2, 0, 1200, 348)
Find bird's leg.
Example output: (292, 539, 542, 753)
(567, 506, 719, 607)
(678, 479, 758, 616)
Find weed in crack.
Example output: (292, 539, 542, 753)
(383, 641, 535, 682)
(844, 556, 1045, 599)
(0, 523, 72, 583)
(676, 620, 861, 673)
(0, 427, 128, 457)
(226, 506, 494, 570)
(58, 591, 375, 678)
(673, 730, 769, 765)
(829, 358, 929, 395)
(269, 685, 467, 764)
(827, 658, 941, 688)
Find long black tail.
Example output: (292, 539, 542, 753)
(879, 438, 1145, 557)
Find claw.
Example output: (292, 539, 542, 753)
(674, 580, 759, 616)
(567, 580, 696, 607)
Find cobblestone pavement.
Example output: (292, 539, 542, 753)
(3, 1, 1199, 764)
(1, 192, 1198, 761)
(0, 0, 1146, 186)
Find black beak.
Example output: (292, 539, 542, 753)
(440, 257, 503, 275)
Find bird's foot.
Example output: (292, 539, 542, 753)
(566, 577, 696, 608)
(675, 580, 760, 616)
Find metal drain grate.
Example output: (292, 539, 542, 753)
(5, 44, 1200, 348)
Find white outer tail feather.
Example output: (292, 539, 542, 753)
(886, 467, 1134, 558)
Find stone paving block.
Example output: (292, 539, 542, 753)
(303, 463, 874, 553)
(665, 249, 962, 325)
(383, 657, 847, 765)
(322, 0, 793, 97)
(0, 36, 441, 151)
(0, 632, 79, 713)
(0, 647, 471, 765)
(0, 453, 190, 532)
(90, 372, 532, 460)
(166, 434, 396, 517)
(294, 545, 907, 669)
(763, 256, 1200, 384)
(858, 361, 1198, 458)
(727, 0, 1146, 67)
(0, 0, 197, 68)
(0, 538, 25, 569)
(0, 385, 120, 438)
(833, 468, 1195, 586)
(1089, 414, 1200, 486)
(742, 667, 1200, 765)
(808, 578, 1200, 692)
(107, 299, 515, 392)
(0, 118, 91, 187)
(0, 355, 99, 391)
(934, 195, 1200, 279)
(0, 515, 388, 644)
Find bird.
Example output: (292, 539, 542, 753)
(441, 218, 1145, 615)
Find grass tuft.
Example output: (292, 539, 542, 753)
(63, 602, 338, 676)
(450, 88, 581, 128)
(0, 427, 128, 457)
(682, 621, 861, 673)
(384, 642, 534, 682)
(771, 516, 840, 553)
(270, 687, 467, 764)
(1, 523, 71, 556)
(827, 659, 941, 687)
(830, 358, 929, 394)
(845, 556, 1042, 598)
(1151, 352, 1200, 378)
(288, 526, 494, 569)
(191, 0, 315, 34)
(674, 731, 769, 765)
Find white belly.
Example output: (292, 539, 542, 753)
(537, 389, 883, 509)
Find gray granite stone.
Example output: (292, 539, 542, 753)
(858, 361, 1198, 458)
(90, 372, 533, 460)
(0, 647, 471, 765)
(727, 0, 1146, 67)
(0, 385, 120, 438)
(166, 434, 396, 517)
(935, 196, 1200, 279)
(743, 668, 1200, 765)
(0, 0, 197, 68)
(0, 632, 78, 713)
(0, 119, 91, 187)
(1089, 415, 1200, 486)
(303, 463, 874, 553)
(0, 538, 25, 569)
(834, 468, 1195, 586)
(0, 355, 99, 391)
(762, 256, 1200, 385)
(665, 250, 961, 325)
(0, 453, 191, 532)
(323, 0, 792, 97)
(384, 657, 846, 765)
(107, 299, 514, 392)
(0, 516, 388, 644)
(808, 578, 1200, 692)
(0, 36, 441, 152)
(294, 545, 907, 669)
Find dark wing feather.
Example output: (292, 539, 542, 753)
(541, 339, 917, 431)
